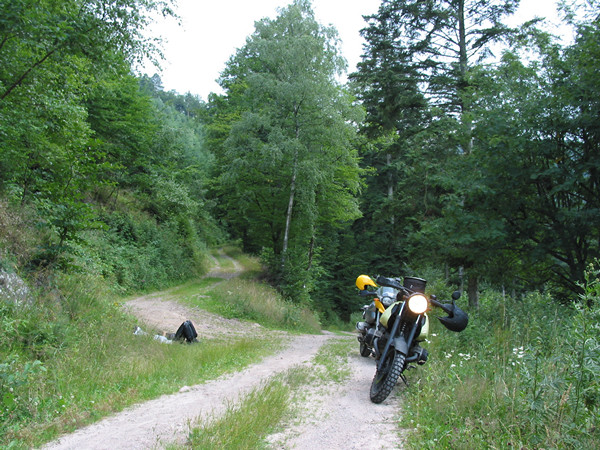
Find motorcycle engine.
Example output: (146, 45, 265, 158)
(363, 303, 377, 324)
(379, 287, 398, 307)
(365, 326, 382, 346)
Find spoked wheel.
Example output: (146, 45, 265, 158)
(370, 350, 405, 404)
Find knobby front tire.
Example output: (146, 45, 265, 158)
(370, 350, 405, 404)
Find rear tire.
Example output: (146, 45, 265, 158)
(370, 350, 405, 403)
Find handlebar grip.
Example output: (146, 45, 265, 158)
(430, 298, 455, 315)
(359, 290, 378, 297)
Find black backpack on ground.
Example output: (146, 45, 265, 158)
(174, 320, 198, 343)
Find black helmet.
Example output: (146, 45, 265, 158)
(437, 303, 469, 332)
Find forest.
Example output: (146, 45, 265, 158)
(1, 0, 599, 446)
(2, 0, 599, 315)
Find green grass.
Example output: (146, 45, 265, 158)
(152, 277, 222, 299)
(0, 244, 324, 448)
(220, 245, 263, 278)
(178, 336, 353, 449)
(8, 236, 598, 449)
(181, 375, 293, 450)
(172, 247, 321, 334)
(210, 247, 236, 271)
(396, 273, 600, 449)
(0, 273, 282, 448)
(177, 277, 322, 334)
(313, 335, 353, 383)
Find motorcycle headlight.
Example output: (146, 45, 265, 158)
(407, 294, 428, 314)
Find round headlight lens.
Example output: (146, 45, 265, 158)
(408, 294, 428, 314)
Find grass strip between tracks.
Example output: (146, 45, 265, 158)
(176, 336, 353, 449)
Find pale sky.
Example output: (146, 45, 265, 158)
(142, 0, 568, 99)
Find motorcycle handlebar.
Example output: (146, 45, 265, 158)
(430, 297, 455, 315)
(359, 289, 378, 297)
(375, 275, 404, 291)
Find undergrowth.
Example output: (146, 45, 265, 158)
(0, 272, 280, 448)
(0, 234, 322, 448)
(177, 277, 322, 334)
(398, 266, 600, 448)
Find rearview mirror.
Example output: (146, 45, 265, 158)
(451, 291, 461, 301)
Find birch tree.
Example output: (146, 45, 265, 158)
(214, 0, 363, 300)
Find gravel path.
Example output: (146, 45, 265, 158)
(43, 334, 332, 450)
(42, 250, 404, 449)
(266, 349, 404, 449)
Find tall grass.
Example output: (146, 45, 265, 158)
(178, 277, 322, 334)
(220, 244, 263, 278)
(182, 375, 293, 449)
(397, 267, 600, 448)
(0, 236, 322, 447)
(0, 274, 280, 448)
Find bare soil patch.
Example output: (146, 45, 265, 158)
(267, 350, 404, 450)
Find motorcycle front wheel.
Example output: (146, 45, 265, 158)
(370, 350, 405, 404)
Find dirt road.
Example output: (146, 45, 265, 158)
(43, 251, 404, 449)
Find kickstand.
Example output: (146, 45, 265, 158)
(400, 373, 409, 386)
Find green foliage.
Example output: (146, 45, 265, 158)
(0, 356, 46, 430)
(339, 0, 600, 310)
(341, 0, 524, 310)
(470, 20, 600, 295)
(0, 0, 218, 283)
(1, 59, 215, 286)
(79, 209, 210, 294)
(0, 0, 175, 193)
(571, 266, 600, 428)
(1, 0, 600, 444)
(0, 271, 280, 447)
(209, 0, 363, 303)
(399, 267, 600, 448)
(197, 278, 321, 333)
(184, 377, 292, 450)
(183, 337, 353, 449)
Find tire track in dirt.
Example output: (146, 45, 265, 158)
(43, 249, 405, 449)
(43, 334, 332, 450)
(265, 341, 405, 450)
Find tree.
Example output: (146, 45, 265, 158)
(0, 0, 174, 102)
(367, 0, 520, 148)
(349, 2, 429, 275)
(0, 0, 177, 264)
(211, 0, 363, 301)
(0, 0, 176, 199)
(473, 16, 600, 298)
(351, 0, 522, 307)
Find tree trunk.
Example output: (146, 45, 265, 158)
(387, 152, 394, 226)
(281, 154, 297, 269)
(281, 113, 301, 269)
(307, 235, 315, 271)
(467, 274, 479, 309)
(457, 0, 473, 154)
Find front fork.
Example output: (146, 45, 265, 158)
(377, 306, 424, 371)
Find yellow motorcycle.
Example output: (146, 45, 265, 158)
(355, 274, 468, 403)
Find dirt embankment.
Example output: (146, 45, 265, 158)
(43, 251, 404, 449)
